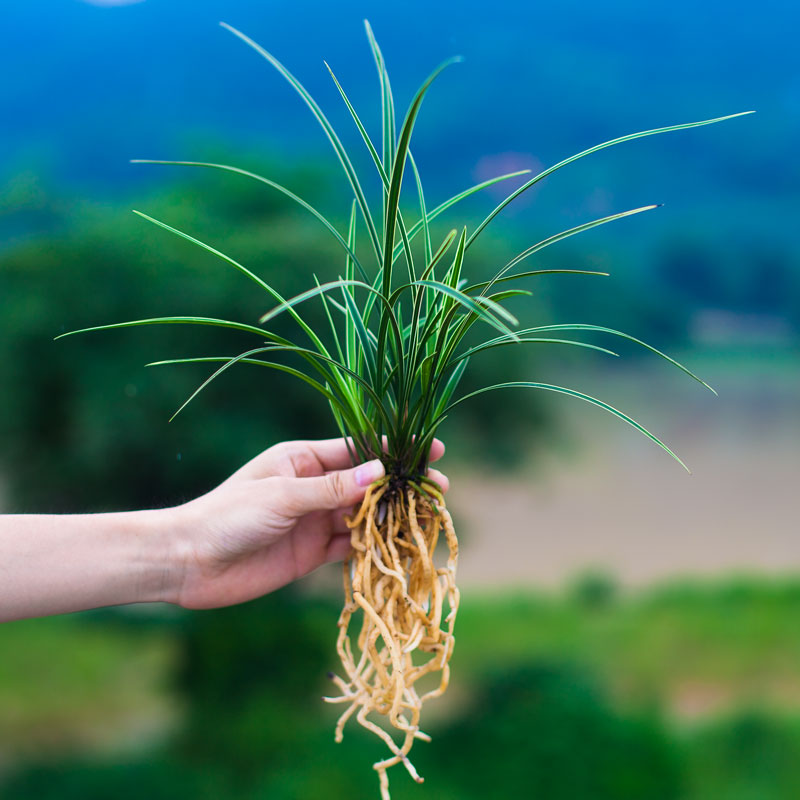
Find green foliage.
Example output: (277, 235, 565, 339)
(0, 167, 338, 511)
(569, 570, 620, 610)
(0, 615, 175, 761)
(59, 22, 751, 482)
(686, 712, 800, 800)
(172, 592, 338, 775)
(7, 581, 800, 799)
(1, 760, 226, 800)
(430, 663, 680, 800)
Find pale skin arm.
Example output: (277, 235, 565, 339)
(0, 438, 448, 623)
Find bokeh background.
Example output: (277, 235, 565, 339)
(1, 0, 798, 797)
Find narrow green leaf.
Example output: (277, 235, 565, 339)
(446, 381, 690, 472)
(56, 316, 270, 341)
(364, 20, 396, 193)
(324, 61, 389, 191)
(165, 346, 283, 421)
(315, 274, 346, 365)
(220, 22, 383, 266)
(413, 279, 519, 338)
(345, 201, 358, 374)
(382, 56, 461, 298)
(259, 279, 365, 324)
(451, 337, 619, 365)
(464, 269, 609, 293)
(340, 279, 377, 385)
(130, 210, 332, 358)
(467, 111, 755, 248)
(130, 160, 369, 281)
(147, 354, 340, 408)
(517, 323, 716, 393)
(433, 357, 469, 417)
(409, 151, 433, 266)
(391, 169, 532, 264)
(481, 205, 657, 296)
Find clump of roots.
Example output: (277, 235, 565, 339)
(323, 477, 459, 800)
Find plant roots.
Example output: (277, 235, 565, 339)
(323, 480, 459, 800)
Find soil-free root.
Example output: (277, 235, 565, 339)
(325, 481, 459, 799)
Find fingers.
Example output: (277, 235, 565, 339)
(286, 436, 446, 474)
(428, 438, 445, 464)
(325, 533, 353, 563)
(282, 459, 385, 515)
(426, 467, 449, 494)
(296, 437, 358, 473)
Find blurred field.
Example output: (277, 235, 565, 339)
(450, 349, 800, 588)
(5, 578, 800, 798)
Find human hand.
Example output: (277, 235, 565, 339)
(166, 438, 448, 610)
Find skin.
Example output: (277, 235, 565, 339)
(0, 438, 447, 623)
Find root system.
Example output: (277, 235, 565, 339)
(324, 479, 459, 800)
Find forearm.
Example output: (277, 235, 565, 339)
(0, 509, 181, 622)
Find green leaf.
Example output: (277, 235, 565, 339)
(146, 354, 341, 412)
(162, 347, 283, 421)
(259, 279, 367, 324)
(340, 279, 378, 385)
(131, 210, 331, 358)
(451, 337, 619, 365)
(364, 21, 397, 192)
(481, 205, 658, 295)
(381, 56, 461, 298)
(220, 22, 383, 266)
(56, 316, 270, 341)
(130, 160, 369, 280)
(465, 269, 608, 293)
(324, 61, 389, 191)
(413, 279, 519, 338)
(467, 111, 755, 248)
(516, 324, 716, 393)
(446, 381, 690, 472)
(409, 151, 433, 266)
(391, 169, 532, 265)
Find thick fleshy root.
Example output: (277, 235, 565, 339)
(323, 481, 459, 800)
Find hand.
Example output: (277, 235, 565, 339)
(167, 438, 448, 610)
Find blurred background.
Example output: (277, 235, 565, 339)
(1, 0, 798, 797)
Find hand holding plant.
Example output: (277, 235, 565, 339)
(168, 437, 447, 610)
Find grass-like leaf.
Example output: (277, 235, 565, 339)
(63, 22, 752, 477)
(445, 381, 690, 472)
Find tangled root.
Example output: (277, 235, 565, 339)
(323, 479, 459, 800)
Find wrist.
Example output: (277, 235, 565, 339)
(135, 505, 193, 606)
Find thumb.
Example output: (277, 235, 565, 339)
(284, 459, 386, 514)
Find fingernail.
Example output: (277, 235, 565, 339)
(355, 459, 384, 487)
